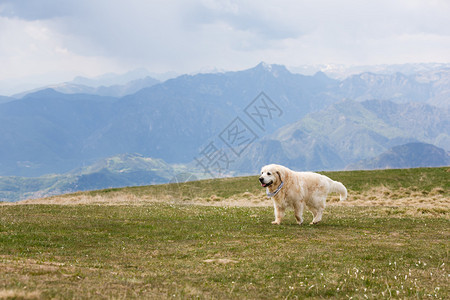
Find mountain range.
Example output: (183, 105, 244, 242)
(347, 143, 450, 170)
(0, 62, 449, 201)
(0, 63, 346, 176)
(13, 76, 161, 99)
(234, 99, 449, 172)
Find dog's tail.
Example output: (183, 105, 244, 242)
(329, 180, 347, 201)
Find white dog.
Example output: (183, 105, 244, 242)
(259, 164, 347, 225)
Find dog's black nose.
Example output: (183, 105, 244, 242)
(259, 177, 264, 183)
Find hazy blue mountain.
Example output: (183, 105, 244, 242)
(0, 173, 74, 202)
(0, 154, 183, 202)
(336, 68, 450, 108)
(92, 76, 160, 97)
(338, 72, 430, 104)
(291, 62, 450, 80)
(0, 89, 117, 176)
(83, 63, 340, 164)
(10, 68, 157, 98)
(0, 63, 341, 176)
(234, 99, 449, 173)
(72, 68, 153, 87)
(414, 67, 450, 108)
(13, 76, 160, 98)
(69, 154, 174, 191)
(346, 143, 450, 170)
(0, 96, 14, 104)
(1, 63, 449, 179)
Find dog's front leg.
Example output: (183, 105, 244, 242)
(272, 203, 285, 225)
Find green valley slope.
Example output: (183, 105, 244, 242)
(0, 154, 189, 202)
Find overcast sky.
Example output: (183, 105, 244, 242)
(1, 0, 450, 94)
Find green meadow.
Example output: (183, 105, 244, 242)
(1, 167, 449, 299)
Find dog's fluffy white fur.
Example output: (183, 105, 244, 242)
(259, 164, 347, 225)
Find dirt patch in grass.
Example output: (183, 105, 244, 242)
(203, 258, 239, 264)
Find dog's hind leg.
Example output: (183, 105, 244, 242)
(308, 194, 326, 224)
(308, 205, 324, 225)
(311, 208, 323, 224)
(293, 202, 305, 225)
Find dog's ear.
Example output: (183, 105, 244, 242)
(276, 171, 282, 183)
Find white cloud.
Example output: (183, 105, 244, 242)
(1, 0, 450, 94)
(0, 17, 123, 78)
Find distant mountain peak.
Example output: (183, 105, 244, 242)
(23, 88, 61, 99)
(253, 62, 290, 76)
(258, 61, 272, 71)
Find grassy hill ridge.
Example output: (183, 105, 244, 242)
(16, 167, 449, 211)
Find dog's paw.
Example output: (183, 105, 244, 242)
(271, 221, 280, 225)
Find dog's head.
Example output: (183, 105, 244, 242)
(259, 164, 282, 188)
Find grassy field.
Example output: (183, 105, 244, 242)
(1, 167, 449, 299)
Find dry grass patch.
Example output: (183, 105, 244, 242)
(13, 190, 271, 207)
(0, 289, 41, 300)
(332, 185, 449, 217)
(336, 185, 449, 208)
(15, 192, 170, 206)
(14, 185, 447, 216)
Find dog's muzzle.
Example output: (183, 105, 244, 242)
(259, 177, 273, 187)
